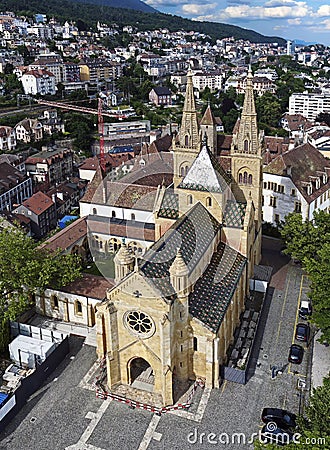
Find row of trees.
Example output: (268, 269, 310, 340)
(281, 210, 330, 344)
(0, 225, 82, 352)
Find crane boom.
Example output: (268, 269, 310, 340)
(98, 98, 105, 172)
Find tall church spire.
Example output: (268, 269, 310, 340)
(176, 70, 200, 151)
(234, 66, 260, 156)
(172, 70, 201, 186)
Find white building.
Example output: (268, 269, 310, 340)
(21, 69, 56, 96)
(192, 71, 223, 92)
(262, 143, 330, 225)
(289, 92, 330, 121)
(0, 126, 16, 151)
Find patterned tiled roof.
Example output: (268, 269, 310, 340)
(178, 144, 231, 193)
(223, 200, 247, 228)
(158, 189, 179, 219)
(139, 202, 221, 298)
(189, 242, 247, 333)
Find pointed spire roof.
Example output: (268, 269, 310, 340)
(174, 70, 200, 152)
(114, 243, 134, 265)
(169, 249, 189, 276)
(200, 104, 216, 126)
(242, 66, 256, 117)
(178, 141, 230, 193)
(233, 66, 260, 155)
(183, 69, 196, 113)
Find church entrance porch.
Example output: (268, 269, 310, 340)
(128, 357, 155, 393)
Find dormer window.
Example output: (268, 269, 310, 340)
(307, 184, 312, 195)
(316, 178, 320, 189)
(323, 174, 328, 184)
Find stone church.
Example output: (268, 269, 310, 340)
(95, 68, 263, 406)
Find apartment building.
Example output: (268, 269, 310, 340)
(289, 92, 330, 121)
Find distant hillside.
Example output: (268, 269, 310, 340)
(0, 0, 286, 44)
(71, 0, 156, 13)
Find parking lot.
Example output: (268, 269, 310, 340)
(0, 239, 315, 450)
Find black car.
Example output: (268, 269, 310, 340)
(260, 424, 294, 446)
(261, 408, 297, 429)
(295, 323, 310, 343)
(288, 344, 304, 364)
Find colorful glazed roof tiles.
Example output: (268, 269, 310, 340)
(139, 202, 221, 298)
(158, 189, 179, 219)
(189, 242, 247, 333)
(223, 200, 247, 229)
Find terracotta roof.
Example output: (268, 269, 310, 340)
(87, 217, 155, 241)
(147, 134, 172, 154)
(40, 217, 87, 253)
(200, 105, 217, 126)
(23, 191, 54, 215)
(265, 142, 330, 203)
(217, 134, 233, 152)
(80, 166, 104, 203)
(61, 273, 114, 300)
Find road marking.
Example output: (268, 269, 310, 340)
(138, 414, 161, 450)
(65, 399, 112, 450)
(276, 272, 291, 345)
(169, 387, 211, 422)
(79, 360, 100, 391)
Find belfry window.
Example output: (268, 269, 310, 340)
(185, 135, 189, 146)
(248, 174, 253, 185)
(244, 140, 249, 152)
(243, 172, 248, 184)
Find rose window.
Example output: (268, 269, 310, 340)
(124, 311, 155, 338)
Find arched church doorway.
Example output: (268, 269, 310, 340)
(128, 357, 154, 392)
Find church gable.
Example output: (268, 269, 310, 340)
(178, 144, 231, 193)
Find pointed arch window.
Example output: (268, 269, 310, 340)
(248, 174, 253, 185)
(244, 140, 249, 153)
(238, 173, 243, 184)
(243, 172, 248, 184)
(180, 166, 185, 177)
(185, 166, 189, 175)
(185, 135, 189, 146)
(206, 197, 212, 207)
(75, 300, 83, 316)
(187, 194, 193, 205)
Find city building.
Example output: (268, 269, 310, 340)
(289, 92, 330, 121)
(13, 191, 57, 238)
(21, 69, 56, 96)
(25, 147, 74, 187)
(149, 87, 172, 106)
(0, 162, 33, 211)
(262, 143, 330, 224)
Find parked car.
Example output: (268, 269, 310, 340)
(295, 323, 310, 343)
(261, 408, 297, 429)
(299, 300, 312, 320)
(261, 424, 294, 446)
(288, 344, 304, 364)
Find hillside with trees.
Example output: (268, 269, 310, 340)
(0, 0, 286, 44)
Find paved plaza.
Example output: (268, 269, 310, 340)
(0, 237, 325, 450)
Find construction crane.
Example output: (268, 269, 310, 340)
(98, 98, 106, 172)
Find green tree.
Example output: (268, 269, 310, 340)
(281, 211, 330, 342)
(256, 92, 282, 128)
(0, 226, 82, 351)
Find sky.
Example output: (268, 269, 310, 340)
(144, 0, 330, 46)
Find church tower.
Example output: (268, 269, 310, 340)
(230, 67, 262, 263)
(173, 70, 200, 186)
(114, 243, 134, 283)
(200, 103, 217, 155)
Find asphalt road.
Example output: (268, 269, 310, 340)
(0, 238, 313, 450)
